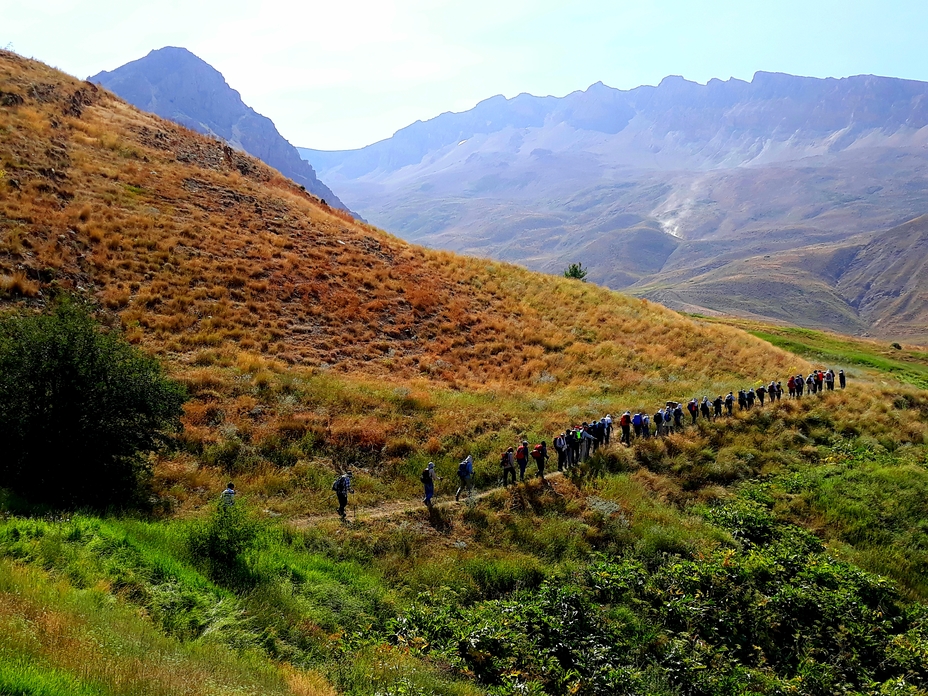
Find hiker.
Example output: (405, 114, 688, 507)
(796, 374, 804, 397)
(642, 413, 651, 438)
(713, 395, 723, 419)
(332, 473, 353, 519)
(839, 369, 846, 389)
(455, 455, 474, 501)
(788, 376, 796, 398)
(620, 411, 632, 445)
(747, 389, 756, 408)
(580, 426, 595, 461)
(570, 428, 582, 465)
(553, 433, 567, 472)
(807, 373, 816, 394)
(757, 383, 766, 406)
(687, 398, 699, 425)
(516, 441, 529, 481)
(221, 482, 236, 507)
(654, 409, 665, 437)
(774, 381, 782, 401)
(725, 392, 734, 415)
(815, 371, 824, 393)
(501, 447, 517, 485)
(700, 397, 711, 420)
(738, 389, 747, 411)
(604, 415, 613, 444)
(825, 369, 835, 391)
(632, 411, 643, 439)
(422, 462, 441, 506)
(673, 403, 684, 430)
(530, 442, 548, 479)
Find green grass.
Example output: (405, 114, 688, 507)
(698, 316, 928, 389)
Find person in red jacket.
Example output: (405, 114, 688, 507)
(619, 411, 632, 445)
(515, 440, 529, 482)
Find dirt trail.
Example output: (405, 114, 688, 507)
(288, 470, 569, 528)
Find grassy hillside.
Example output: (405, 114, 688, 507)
(3, 50, 928, 695)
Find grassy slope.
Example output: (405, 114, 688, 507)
(2, 50, 928, 694)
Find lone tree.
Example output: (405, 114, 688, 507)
(0, 297, 186, 508)
(563, 262, 588, 281)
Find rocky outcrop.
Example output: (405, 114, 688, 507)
(90, 47, 351, 212)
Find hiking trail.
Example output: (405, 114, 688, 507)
(288, 470, 569, 528)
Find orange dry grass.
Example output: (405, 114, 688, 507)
(0, 49, 800, 394)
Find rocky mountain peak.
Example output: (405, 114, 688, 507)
(90, 47, 352, 212)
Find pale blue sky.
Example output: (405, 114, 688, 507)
(3, 0, 927, 149)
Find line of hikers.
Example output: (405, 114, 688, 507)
(330, 368, 848, 515)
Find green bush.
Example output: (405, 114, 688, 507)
(0, 297, 186, 508)
(186, 502, 259, 586)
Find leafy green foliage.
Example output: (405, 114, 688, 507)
(186, 502, 260, 586)
(396, 520, 928, 695)
(0, 298, 186, 508)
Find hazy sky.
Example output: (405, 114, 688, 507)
(3, 0, 928, 150)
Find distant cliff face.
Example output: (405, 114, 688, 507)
(90, 47, 351, 212)
(298, 72, 928, 340)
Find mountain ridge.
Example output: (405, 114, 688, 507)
(90, 46, 352, 213)
(297, 71, 928, 340)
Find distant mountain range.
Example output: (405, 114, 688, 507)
(299, 73, 928, 340)
(90, 47, 351, 212)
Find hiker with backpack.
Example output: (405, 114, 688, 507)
(725, 392, 734, 415)
(738, 389, 747, 411)
(422, 462, 442, 506)
(687, 398, 699, 425)
(500, 447, 517, 485)
(642, 413, 651, 438)
(455, 455, 474, 501)
(632, 411, 643, 439)
(570, 428, 582, 466)
(516, 441, 529, 481)
(654, 408, 665, 437)
(530, 442, 548, 479)
(332, 472, 353, 519)
(713, 395, 723, 419)
(619, 411, 632, 446)
(221, 482, 236, 507)
(796, 374, 804, 397)
(825, 369, 835, 391)
(673, 402, 684, 430)
(747, 389, 756, 408)
(700, 397, 711, 420)
(553, 433, 567, 472)
(839, 369, 846, 389)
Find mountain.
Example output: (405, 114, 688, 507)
(299, 73, 928, 340)
(90, 46, 351, 212)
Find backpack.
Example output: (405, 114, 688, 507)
(332, 476, 347, 493)
(458, 460, 470, 476)
(421, 469, 431, 484)
(516, 445, 527, 460)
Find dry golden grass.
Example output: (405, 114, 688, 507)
(0, 49, 800, 394)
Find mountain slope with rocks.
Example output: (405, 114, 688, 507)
(91, 46, 351, 212)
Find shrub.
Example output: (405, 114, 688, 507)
(186, 501, 259, 585)
(0, 297, 186, 507)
